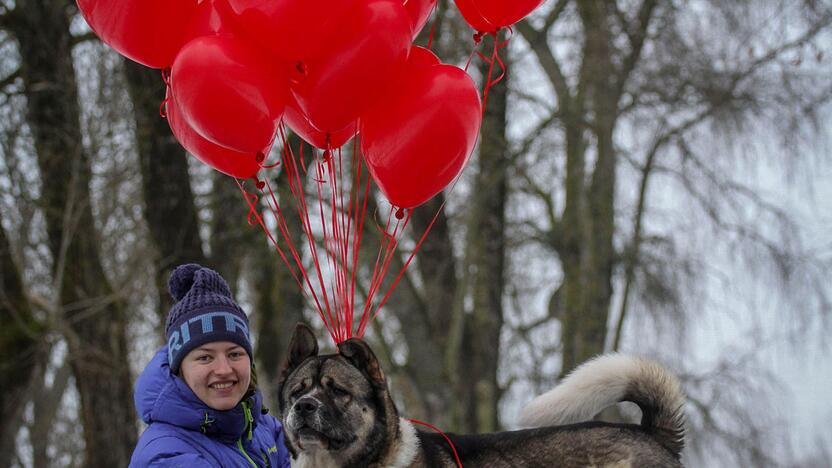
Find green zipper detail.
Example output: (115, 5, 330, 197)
(237, 400, 258, 467)
(243, 400, 254, 441)
(237, 437, 258, 467)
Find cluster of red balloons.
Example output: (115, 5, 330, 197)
(77, 0, 543, 208)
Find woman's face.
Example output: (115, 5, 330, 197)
(180, 341, 251, 411)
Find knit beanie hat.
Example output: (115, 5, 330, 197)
(165, 264, 253, 374)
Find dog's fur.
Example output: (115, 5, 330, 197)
(277, 324, 685, 467)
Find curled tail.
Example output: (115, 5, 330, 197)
(518, 354, 685, 459)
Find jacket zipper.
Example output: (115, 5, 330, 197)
(237, 401, 258, 467)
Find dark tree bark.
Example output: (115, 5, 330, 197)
(9, 2, 136, 464)
(123, 60, 206, 326)
(209, 171, 251, 287)
(518, 1, 657, 376)
(0, 210, 44, 468)
(254, 138, 307, 398)
(457, 36, 510, 432)
(559, 0, 619, 374)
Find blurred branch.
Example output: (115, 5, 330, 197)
(614, 0, 657, 98)
(71, 31, 97, 47)
(0, 68, 19, 89)
(516, 18, 573, 113)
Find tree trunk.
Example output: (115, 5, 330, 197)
(559, 1, 618, 375)
(11, 2, 137, 464)
(31, 362, 72, 468)
(0, 210, 44, 468)
(209, 171, 251, 288)
(254, 136, 306, 398)
(396, 194, 457, 426)
(123, 60, 206, 327)
(457, 37, 510, 432)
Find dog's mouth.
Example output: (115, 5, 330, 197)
(295, 426, 350, 451)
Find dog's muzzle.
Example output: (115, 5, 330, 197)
(290, 396, 352, 450)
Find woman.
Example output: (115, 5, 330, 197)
(130, 264, 291, 467)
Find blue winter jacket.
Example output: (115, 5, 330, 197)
(129, 347, 291, 467)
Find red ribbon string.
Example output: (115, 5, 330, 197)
(426, 2, 439, 50)
(477, 27, 512, 113)
(235, 179, 333, 339)
(407, 419, 463, 468)
(241, 113, 466, 343)
(159, 68, 172, 118)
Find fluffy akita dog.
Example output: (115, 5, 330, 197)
(278, 324, 685, 467)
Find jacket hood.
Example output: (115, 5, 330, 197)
(134, 346, 263, 443)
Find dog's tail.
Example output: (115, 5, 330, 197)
(518, 354, 685, 459)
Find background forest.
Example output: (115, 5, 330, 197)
(1, 0, 831, 466)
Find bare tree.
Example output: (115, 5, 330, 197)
(123, 60, 206, 325)
(5, 0, 137, 464)
(0, 206, 45, 468)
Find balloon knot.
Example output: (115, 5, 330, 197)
(473, 32, 485, 43)
(159, 99, 169, 119)
(322, 149, 332, 163)
(254, 176, 266, 190)
(256, 152, 266, 163)
(161, 68, 172, 86)
(395, 208, 405, 220)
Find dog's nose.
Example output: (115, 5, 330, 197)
(297, 397, 319, 415)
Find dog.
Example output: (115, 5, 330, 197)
(277, 324, 685, 467)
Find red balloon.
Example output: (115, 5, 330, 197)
(181, 0, 237, 40)
(403, 0, 436, 39)
(76, 0, 198, 69)
(171, 35, 287, 154)
(284, 100, 357, 150)
(291, 0, 412, 133)
(361, 64, 482, 208)
(166, 91, 263, 179)
(408, 46, 441, 69)
(453, 0, 496, 33)
(225, 0, 358, 63)
(474, 0, 545, 27)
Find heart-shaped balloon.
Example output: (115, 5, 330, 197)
(225, 0, 358, 63)
(361, 63, 482, 208)
(76, 0, 199, 68)
(407, 46, 441, 69)
(474, 0, 545, 27)
(403, 0, 437, 39)
(291, 0, 411, 133)
(284, 99, 357, 150)
(171, 35, 288, 154)
(166, 90, 263, 179)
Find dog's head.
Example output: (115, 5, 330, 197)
(277, 323, 400, 465)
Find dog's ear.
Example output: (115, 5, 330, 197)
(277, 323, 319, 410)
(338, 338, 400, 439)
(286, 322, 319, 368)
(337, 338, 386, 388)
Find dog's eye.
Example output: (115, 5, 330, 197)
(290, 384, 306, 400)
(331, 386, 350, 398)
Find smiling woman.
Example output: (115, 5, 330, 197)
(181, 342, 252, 411)
(129, 264, 291, 467)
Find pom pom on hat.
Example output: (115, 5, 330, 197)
(168, 263, 203, 301)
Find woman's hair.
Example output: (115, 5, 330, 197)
(246, 361, 270, 414)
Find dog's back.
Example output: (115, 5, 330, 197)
(415, 354, 686, 467)
(519, 353, 685, 459)
(418, 423, 682, 467)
